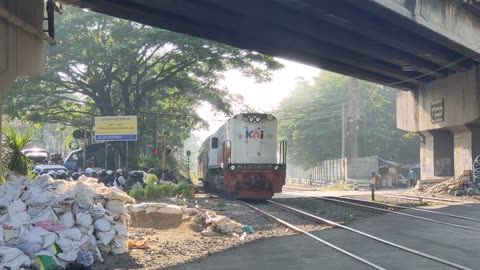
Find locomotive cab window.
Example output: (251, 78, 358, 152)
(211, 137, 218, 149)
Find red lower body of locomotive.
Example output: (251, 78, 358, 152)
(221, 163, 286, 199)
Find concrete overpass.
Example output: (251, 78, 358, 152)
(3, 0, 480, 179)
(61, 0, 480, 91)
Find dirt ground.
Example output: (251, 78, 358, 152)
(94, 195, 379, 270)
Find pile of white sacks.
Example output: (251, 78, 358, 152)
(0, 173, 134, 270)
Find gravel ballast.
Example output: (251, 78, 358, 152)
(95, 196, 383, 269)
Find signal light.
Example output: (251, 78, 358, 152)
(153, 149, 159, 155)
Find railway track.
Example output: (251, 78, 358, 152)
(379, 194, 467, 204)
(316, 196, 480, 232)
(326, 196, 480, 223)
(240, 200, 473, 270)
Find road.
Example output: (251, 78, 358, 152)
(168, 192, 480, 270)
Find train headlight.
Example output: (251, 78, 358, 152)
(255, 116, 261, 123)
(248, 116, 254, 123)
(274, 165, 279, 171)
(230, 165, 236, 171)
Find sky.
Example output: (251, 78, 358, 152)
(192, 58, 321, 141)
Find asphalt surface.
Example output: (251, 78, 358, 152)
(168, 200, 480, 270)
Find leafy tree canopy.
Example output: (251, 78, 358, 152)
(4, 7, 282, 150)
(276, 71, 419, 167)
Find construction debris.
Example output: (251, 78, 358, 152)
(125, 202, 199, 230)
(0, 173, 133, 270)
(200, 211, 253, 240)
(424, 170, 480, 196)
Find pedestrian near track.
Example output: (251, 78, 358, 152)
(370, 171, 381, 189)
(408, 169, 417, 188)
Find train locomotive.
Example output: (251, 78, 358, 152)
(198, 113, 287, 199)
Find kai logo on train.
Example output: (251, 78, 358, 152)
(246, 127, 264, 139)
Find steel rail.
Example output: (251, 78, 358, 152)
(382, 194, 465, 203)
(239, 201, 386, 270)
(317, 197, 480, 233)
(268, 200, 472, 270)
(336, 196, 480, 223)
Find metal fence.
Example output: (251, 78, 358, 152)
(286, 158, 345, 186)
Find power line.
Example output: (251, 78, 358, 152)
(385, 46, 480, 86)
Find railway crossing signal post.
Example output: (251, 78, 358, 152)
(161, 132, 168, 180)
(186, 150, 191, 181)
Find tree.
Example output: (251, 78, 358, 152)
(276, 71, 419, 167)
(4, 7, 282, 162)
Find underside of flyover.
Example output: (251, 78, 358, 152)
(62, 0, 480, 91)
(5, 0, 480, 179)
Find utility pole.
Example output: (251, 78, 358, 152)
(342, 103, 347, 181)
(161, 132, 168, 180)
(186, 150, 191, 182)
(83, 129, 87, 171)
(347, 78, 359, 158)
(341, 103, 345, 159)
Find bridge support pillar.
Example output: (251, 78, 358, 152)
(398, 65, 480, 178)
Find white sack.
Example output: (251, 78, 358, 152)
(59, 212, 75, 229)
(94, 218, 112, 232)
(76, 212, 93, 227)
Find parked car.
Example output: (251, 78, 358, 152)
(22, 148, 49, 164)
(34, 164, 68, 175)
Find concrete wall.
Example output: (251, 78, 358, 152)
(397, 91, 418, 132)
(432, 130, 454, 176)
(469, 125, 480, 160)
(450, 125, 472, 176)
(374, 0, 480, 53)
(347, 156, 378, 180)
(419, 131, 434, 178)
(0, 0, 46, 90)
(419, 67, 480, 131)
(398, 67, 480, 132)
(417, 0, 480, 53)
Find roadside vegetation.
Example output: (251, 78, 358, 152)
(129, 181, 195, 201)
(276, 71, 419, 167)
(2, 126, 33, 175)
(4, 6, 282, 170)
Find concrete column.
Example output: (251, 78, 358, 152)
(419, 131, 434, 179)
(431, 130, 454, 177)
(468, 124, 480, 160)
(449, 125, 473, 176)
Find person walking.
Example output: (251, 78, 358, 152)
(408, 169, 417, 188)
(369, 171, 382, 189)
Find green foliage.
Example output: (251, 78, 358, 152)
(129, 183, 145, 200)
(3, 127, 33, 175)
(156, 184, 175, 197)
(145, 173, 159, 185)
(136, 154, 159, 170)
(4, 6, 282, 160)
(143, 183, 157, 199)
(133, 182, 183, 200)
(175, 181, 194, 199)
(277, 71, 419, 166)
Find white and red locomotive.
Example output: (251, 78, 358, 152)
(198, 113, 287, 199)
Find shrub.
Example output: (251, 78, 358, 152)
(155, 184, 175, 197)
(143, 183, 157, 199)
(145, 173, 158, 185)
(3, 127, 33, 175)
(129, 183, 145, 200)
(175, 181, 194, 199)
